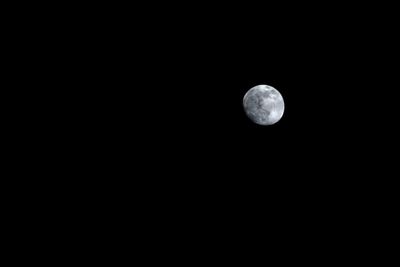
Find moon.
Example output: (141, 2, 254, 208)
(243, 84, 285, 125)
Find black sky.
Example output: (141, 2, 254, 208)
(13, 2, 398, 257)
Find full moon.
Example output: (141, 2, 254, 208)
(243, 84, 285, 125)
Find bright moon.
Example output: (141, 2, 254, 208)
(243, 84, 285, 125)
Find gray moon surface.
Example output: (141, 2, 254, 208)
(243, 85, 285, 125)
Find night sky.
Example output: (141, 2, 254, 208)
(15, 1, 397, 258)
